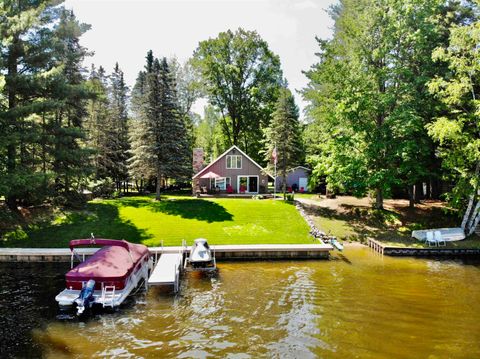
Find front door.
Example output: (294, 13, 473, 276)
(248, 176, 258, 193)
(237, 176, 259, 193)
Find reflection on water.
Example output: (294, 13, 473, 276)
(1, 247, 480, 358)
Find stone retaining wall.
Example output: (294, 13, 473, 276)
(294, 200, 331, 242)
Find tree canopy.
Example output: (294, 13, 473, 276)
(192, 28, 283, 163)
(303, 0, 476, 209)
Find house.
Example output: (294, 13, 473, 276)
(276, 166, 310, 192)
(192, 145, 272, 194)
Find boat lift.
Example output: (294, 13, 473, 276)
(148, 239, 218, 293)
(183, 238, 217, 272)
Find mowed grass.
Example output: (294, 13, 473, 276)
(1, 196, 312, 247)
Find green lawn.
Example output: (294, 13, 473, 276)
(303, 196, 480, 248)
(0, 196, 312, 247)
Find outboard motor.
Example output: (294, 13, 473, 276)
(75, 279, 95, 316)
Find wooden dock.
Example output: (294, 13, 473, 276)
(368, 238, 480, 257)
(0, 243, 332, 262)
(148, 253, 183, 292)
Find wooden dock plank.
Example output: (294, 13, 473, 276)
(0, 243, 333, 262)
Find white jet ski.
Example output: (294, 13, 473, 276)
(184, 238, 216, 272)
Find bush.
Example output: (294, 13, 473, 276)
(90, 179, 115, 198)
(2, 227, 29, 242)
(52, 190, 86, 209)
(285, 194, 295, 201)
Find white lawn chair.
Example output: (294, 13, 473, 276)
(434, 230, 446, 246)
(425, 231, 437, 247)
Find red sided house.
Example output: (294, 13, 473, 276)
(192, 145, 272, 194)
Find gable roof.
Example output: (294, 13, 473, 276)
(288, 166, 311, 173)
(193, 145, 273, 179)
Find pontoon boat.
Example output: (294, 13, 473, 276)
(55, 237, 152, 315)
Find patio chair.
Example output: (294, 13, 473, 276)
(425, 231, 437, 247)
(434, 230, 446, 246)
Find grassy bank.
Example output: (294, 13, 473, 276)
(0, 195, 312, 247)
(302, 195, 480, 249)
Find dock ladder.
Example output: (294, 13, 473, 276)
(101, 286, 116, 308)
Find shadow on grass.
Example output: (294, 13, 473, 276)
(112, 197, 233, 223)
(0, 202, 151, 248)
(303, 202, 461, 247)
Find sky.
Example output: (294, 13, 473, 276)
(63, 0, 337, 118)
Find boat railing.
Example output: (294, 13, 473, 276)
(70, 250, 85, 269)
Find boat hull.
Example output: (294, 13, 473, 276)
(56, 255, 152, 308)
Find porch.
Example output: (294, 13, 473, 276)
(193, 172, 270, 195)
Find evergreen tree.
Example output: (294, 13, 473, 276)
(264, 88, 303, 199)
(85, 64, 110, 179)
(129, 51, 191, 200)
(0, 0, 63, 209)
(49, 9, 92, 205)
(108, 62, 129, 192)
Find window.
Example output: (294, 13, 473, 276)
(226, 155, 242, 169)
(215, 177, 231, 190)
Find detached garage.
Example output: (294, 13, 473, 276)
(276, 166, 311, 192)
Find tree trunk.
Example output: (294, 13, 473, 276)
(425, 180, 431, 199)
(414, 182, 423, 203)
(408, 185, 415, 209)
(462, 162, 480, 230)
(6, 37, 18, 212)
(467, 210, 480, 236)
(375, 188, 383, 209)
(462, 194, 475, 230)
(466, 201, 480, 233)
(431, 179, 441, 199)
(155, 173, 161, 201)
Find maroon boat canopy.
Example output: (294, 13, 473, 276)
(66, 239, 150, 285)
(69, 238, 131, 252)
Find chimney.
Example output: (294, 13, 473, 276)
(193, 148, 205, 174)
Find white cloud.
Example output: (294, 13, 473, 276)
(293, 0, 318, 10)
(64, 0, 337, 118)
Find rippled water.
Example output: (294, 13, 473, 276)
(2, 247, 480, 358)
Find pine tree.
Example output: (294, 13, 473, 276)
(264, 88, 304, 199)
(0, 0, 63, 209)
(85, 64, 110, 180)
(128, 51, 191, 200)
(49, 9, 93, 205)
(128, 66, 150, 191)
(108, 63, 129, 192)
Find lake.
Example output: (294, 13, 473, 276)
(1, 247, 480, 358)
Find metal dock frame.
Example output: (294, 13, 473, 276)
(148, 242, 184, 293)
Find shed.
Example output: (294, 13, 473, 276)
(276, 166, 310, 192)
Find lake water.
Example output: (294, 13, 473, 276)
(1, 247, 480, 358)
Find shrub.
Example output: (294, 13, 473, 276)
(90, 179, 115, 198)
(285, 194, 295, 201)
